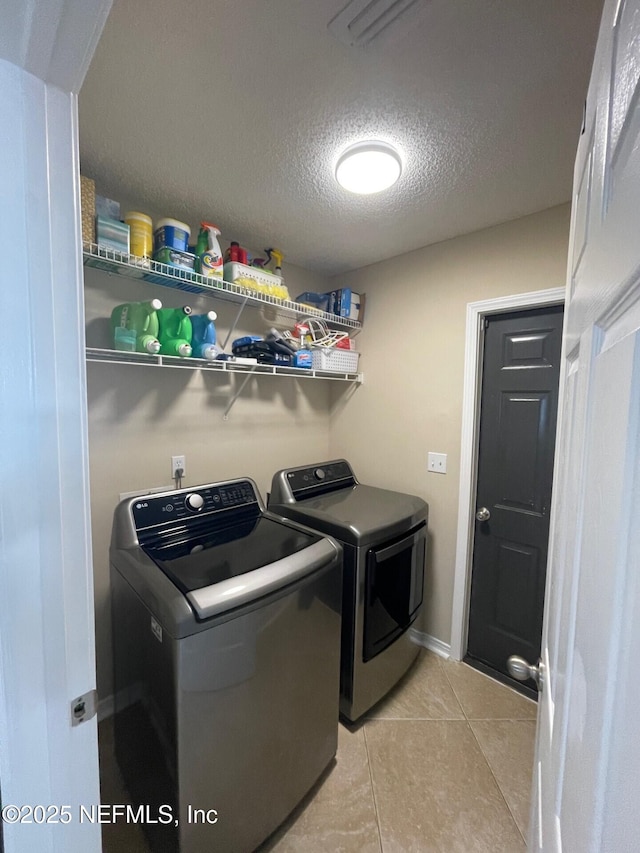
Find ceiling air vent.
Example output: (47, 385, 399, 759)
(328, 0, 427, 48)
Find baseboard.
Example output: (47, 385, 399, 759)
(409, 628, 451, 659)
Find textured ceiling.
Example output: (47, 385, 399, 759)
(79, 0, 603, 275)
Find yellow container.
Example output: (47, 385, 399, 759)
(124, 211, 153, 258)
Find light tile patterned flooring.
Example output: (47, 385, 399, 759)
(100, 651, 537, 852)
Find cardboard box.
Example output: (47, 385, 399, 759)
(96, 216, 130, 254)
(295, 291, 330, 313)
(96, 194, 121, 220)
(80, 176, 96, 244)
(327, 288, 363, 321)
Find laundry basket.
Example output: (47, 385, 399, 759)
(311, 348, 360, 372)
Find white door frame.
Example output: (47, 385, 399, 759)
(0, 3, 110, 852)
(449, 287, 565, 661)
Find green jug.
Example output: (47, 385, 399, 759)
(158, 306, 193, 357)
(111, 299, 162, 354)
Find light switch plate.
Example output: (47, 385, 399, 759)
(428, 452, 447, 474)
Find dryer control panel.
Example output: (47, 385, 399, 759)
(132, 480, 258, 531)
(285, 460, 356, 501)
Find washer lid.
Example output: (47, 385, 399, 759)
(186, 536, 338, 621)
(270, 484, 427, 546)
(144, 516, 321, 595)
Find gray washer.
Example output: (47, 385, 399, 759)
(110, 478, 342, 853)
(269, 460, 428, 722)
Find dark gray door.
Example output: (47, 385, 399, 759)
(466, 305, 563, 695)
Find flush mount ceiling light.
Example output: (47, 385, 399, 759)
(335, 141, 402, 194)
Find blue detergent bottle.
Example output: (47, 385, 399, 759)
(190, 310, 220, 360)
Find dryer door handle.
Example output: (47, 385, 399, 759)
(186, 538, 340, 621)
(372, 523, 426, 563)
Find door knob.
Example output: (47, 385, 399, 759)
(507, 655, 544, 690)
(475, 507, 491, 522)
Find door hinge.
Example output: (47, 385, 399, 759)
(484, 317, 490, 329)
(70, 689, 98, 726)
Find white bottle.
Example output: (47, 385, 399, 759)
(197, 222, 223, 280)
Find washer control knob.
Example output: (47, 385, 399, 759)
(314, 468, 326, 481)
(185, 492, 204, 511)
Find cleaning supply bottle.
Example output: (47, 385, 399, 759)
(196, 222, 223, 280)
(265, 247, 284, 277)
(190, 311, 220, 360)
(157, 306, 193, 357)
(111, 299, 162, 354)
(224, 242, 240, 263)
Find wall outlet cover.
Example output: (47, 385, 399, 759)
(428, 452, 447, 474)
(172, 455, 186, 478)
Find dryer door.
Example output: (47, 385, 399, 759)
(363, 522, 426, 662)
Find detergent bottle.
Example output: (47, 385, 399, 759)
(158, 306, 193, 357)
(196, 222, 223, 280)
(190, 311, 220, 360)
(111, 299, 162, 354)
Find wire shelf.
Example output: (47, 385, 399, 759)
(85, 347, 363, 383)
(83, 243, 362, 333)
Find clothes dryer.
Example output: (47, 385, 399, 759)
(269, 460, 427, 722)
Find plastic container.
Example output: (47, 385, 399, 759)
(293, 349, 313, 368)
(154, 218, 191, 253)
(190, 311, 219, 360)
(311, 348, 360, 373)
(158, 306, 193, 357)
(125, 211, 153, 258)
(223, 262, 290, 300)
(153, 247, 196, 271)
(111, 299, 162, 354)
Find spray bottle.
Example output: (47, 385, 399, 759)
(196, 222, 223, 280)
(158, 306, 193, 357)
(190, 311, 220, 360)
(265, 247, 284, 278)
(111, 299, 162, 354)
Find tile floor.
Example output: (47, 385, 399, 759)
(99, 651, 537, 852)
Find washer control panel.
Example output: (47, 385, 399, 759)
(132, 480, 258, 530)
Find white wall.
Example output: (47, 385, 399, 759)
(85, 261, 334, 699)
(328, 204, 571, 647)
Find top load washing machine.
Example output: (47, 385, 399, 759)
(268, 459, 428, 722)
(110, 478, 342, 853)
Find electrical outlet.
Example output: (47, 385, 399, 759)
(171, 455, 186, 479)
(428, 452, 447, 474)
